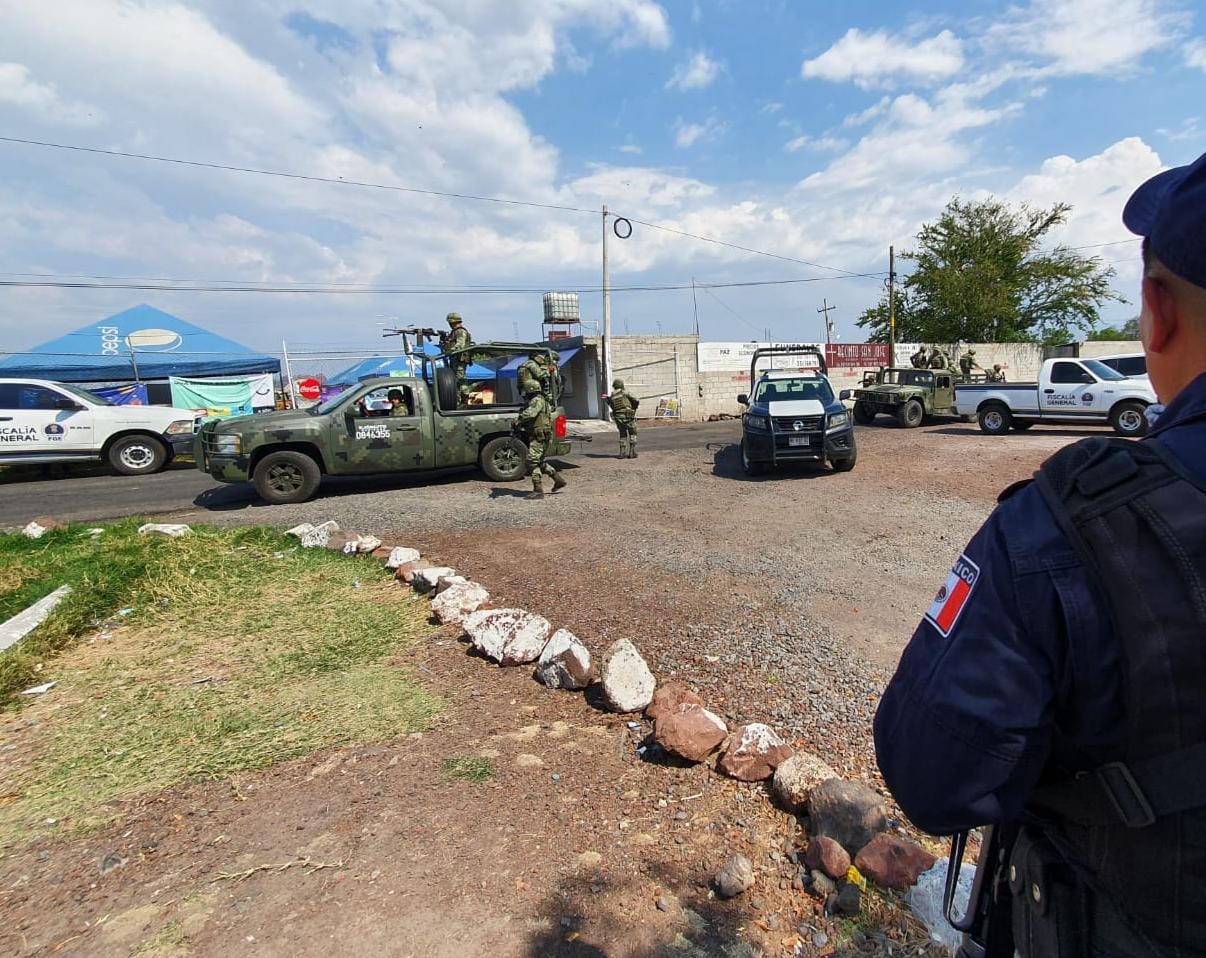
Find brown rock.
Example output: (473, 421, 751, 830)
(654, 704, 728, 762)
(645, 681, 703, 721)
(394, 560, 433, 583)
(854, 833, 936, 891)
(716, 723, 793, 782)
(323, 532, 354, 553)
(804, 836, 851, 881)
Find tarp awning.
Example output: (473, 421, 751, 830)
(0, 304, 281, 382)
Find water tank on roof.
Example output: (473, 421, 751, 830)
(543, 292, 580, 323)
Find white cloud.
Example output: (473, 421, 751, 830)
(1157, 116, 1200, 141)
(842, 97, 892, 127)
(785, 135, 849, 154)
(667, 50, 722, 90)
(760, 101, 783, 114)
(1186, 38, 1206, 72)
(674, 116, 725, 148)
(0, 62, 100, 126)
(802, 28, 964, 89)
(988, 0, 1186, 75)
(619, 144, 643, 154)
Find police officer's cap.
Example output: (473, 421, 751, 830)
(1124, 149, 1206, 289)
(446, 312, 463, 325)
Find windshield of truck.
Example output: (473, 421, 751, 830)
(1082, 359, 1127, 382)
(752, 377, 834, 404)
(312, 389, 356, 415)
(882, 370, 933, 387)
(61, 383, 113, 405)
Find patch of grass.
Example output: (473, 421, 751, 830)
(442, 756, 495, 783)
(132, 918, 189, 957)
(0, 522, 444, 843)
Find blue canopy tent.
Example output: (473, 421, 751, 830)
(327, 342, 499, 385)
(0, 304, 281, 382)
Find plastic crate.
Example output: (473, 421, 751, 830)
(543, 291, 580, 322)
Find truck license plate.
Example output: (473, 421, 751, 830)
(788, 436, 810, 447)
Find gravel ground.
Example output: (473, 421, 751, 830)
(178, 417, 1089, 784)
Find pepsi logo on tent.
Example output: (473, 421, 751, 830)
(125, 328, 184, 352)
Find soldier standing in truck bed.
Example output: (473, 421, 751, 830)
(603, 378, 640, 458)
(443, 313, 473, 404)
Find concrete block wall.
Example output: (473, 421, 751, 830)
(584, 335, 1140, 421)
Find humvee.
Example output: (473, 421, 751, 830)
(848, 366, 958, 428)
(196, 343, 570, 504)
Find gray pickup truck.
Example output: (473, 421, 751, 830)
(196, 344, 570, 503)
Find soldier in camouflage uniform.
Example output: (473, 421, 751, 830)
(513, 380, 567, 499)
(910, 347, 929, 369)
(927, 346, 949, 370)
(542, 351, 562, 406)
(518, 351, 549, 400)
(604, 378, 640, 458)
(986, 363, 1007, 383)
(443, 313, 473, 404)
(958, 348, 980, 380)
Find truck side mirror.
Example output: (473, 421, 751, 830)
(839, 389, 852, 401)
(737, 393, 749, 406)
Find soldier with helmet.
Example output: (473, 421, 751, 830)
(513, 376, 567, 499)
(959, 348, 981, 380)
(986, 363, 1007, 383)
(442, 312, 473, 404)
(603, 378, 640, 458)
(518, 350, 548, 399)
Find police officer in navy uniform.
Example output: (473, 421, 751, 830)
(875, 149, 1206, 957)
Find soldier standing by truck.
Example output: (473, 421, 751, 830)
(513, 379, 567, 499)
(603, 378, 640, 458)
(959, 349, 981, 380)
(518, 351, 548, 398)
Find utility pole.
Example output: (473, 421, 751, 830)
(281, 339, 296, 408)
(888, 245, 897, 368)
(691, 276, 699, 336)
(818, 299, 837, 344)
(601, 204, 612, 420)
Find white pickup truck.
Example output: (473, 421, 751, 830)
(0, 379, 196, 474)
(954, 357, 1157, 437)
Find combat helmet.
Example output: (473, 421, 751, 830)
(446, 312, 463, 325)
(612, 378, 624, 389)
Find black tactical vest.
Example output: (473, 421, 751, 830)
(1031, 436, 1206, 955)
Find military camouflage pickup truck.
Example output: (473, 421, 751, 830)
(196, 346, 570, 504)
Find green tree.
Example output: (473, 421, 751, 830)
(858, 198, 1123, 344)
(1087, 317, 1140, 341)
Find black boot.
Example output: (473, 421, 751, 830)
(551, 471, 567, 492)
(629, 441, 638, 459)
(526, 477, 544, 500)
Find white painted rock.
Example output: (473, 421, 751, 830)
(412, 566, 456, 594)
(385, 547, 421, 568)
(431, 581, 490, 625)
(772, 751, 839, 811)
(436, 574, 468, 593)
(285, 523, 315, 538)
(341, 534, 383, 555)
(22, 521, 48, 539)
(535, 629, 592, 690)
(138, 523, 192, 538)
(599, 639, 656, 713)
(299, 521, 340, 548)
(463, 609, 551, 665)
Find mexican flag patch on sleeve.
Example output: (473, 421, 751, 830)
(925, 554, 980, 637)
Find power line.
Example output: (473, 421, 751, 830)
(0, 134, 875, 279)
(0, 272, 887, 296)
(700, 285, 762, 337)
(0, 135, 596, 216)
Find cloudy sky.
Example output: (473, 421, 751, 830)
(0, 0, 1202, 358)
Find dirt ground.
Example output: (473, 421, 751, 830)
(0, 419, 1094, 957)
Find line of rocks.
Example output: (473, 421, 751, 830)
(285, 520, 938, 921)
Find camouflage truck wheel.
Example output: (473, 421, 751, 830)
(480, 436, 527, 482)
(252, 450, 322, 504)
(896, 399, 924, 428)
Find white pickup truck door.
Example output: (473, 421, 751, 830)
(1040, 361, 1100, 417)
(0, 383, 95, 454)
